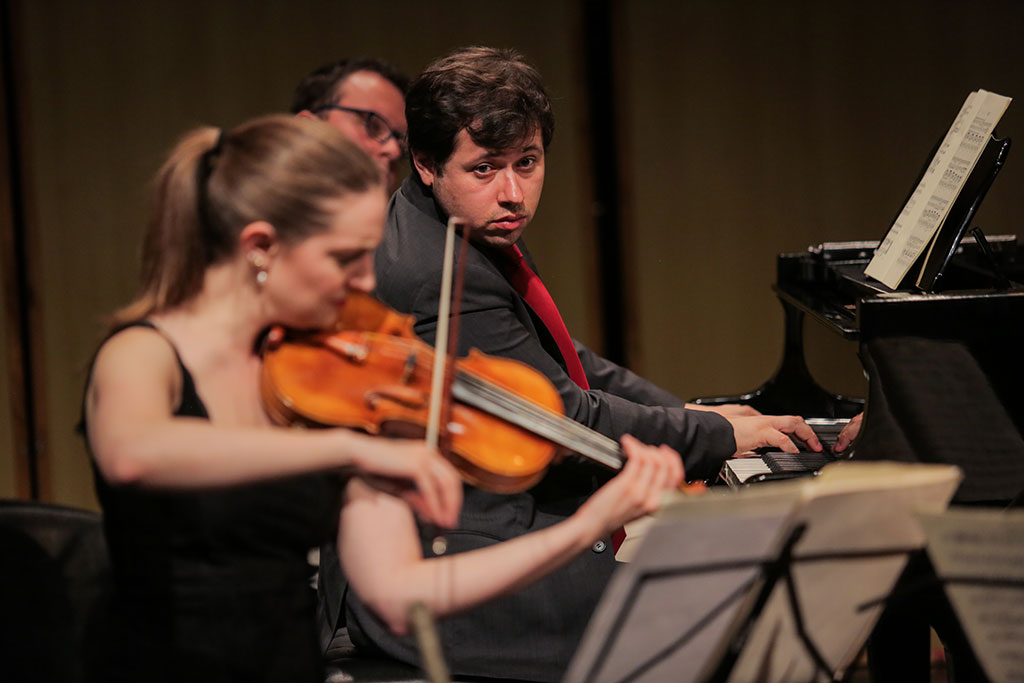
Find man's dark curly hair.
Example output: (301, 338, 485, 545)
(290, 57, 409, 114)
(406, 46, 555, 172)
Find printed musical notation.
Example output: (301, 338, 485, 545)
(919, 510, 1024, 683)
(865, 90, 1011, 289)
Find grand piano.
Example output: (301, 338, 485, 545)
(698, 134, 1024, 506)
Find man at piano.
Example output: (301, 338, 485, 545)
(339, 46, 824, 681)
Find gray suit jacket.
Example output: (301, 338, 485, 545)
(375, 175, 735, 472)
(326, 175, 736, 682)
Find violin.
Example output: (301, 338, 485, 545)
(261, 291, 668, 494)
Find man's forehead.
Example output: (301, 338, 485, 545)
(460, 127, 543, 156)
(335, 70, 399, 101)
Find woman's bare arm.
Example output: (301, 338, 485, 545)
(87, 327, 461, 526)
(339, 435, 681, 635)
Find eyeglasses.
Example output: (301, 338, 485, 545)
(316, 104, 406, 148)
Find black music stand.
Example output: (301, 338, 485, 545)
(564, 464, 960, 683)
(856, 132, 1013, 295)
(917, 509, 1024, 682)
(910, 135, 1011, 293)
(699, 524, 920, 683)
(565, 491, 795, 683)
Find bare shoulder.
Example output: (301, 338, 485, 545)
(86, 325, 190, 481)
(93, 325, 178, 375)
(89, 325, 181, 412)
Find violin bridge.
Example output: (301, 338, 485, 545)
(400, 350, 418, 384)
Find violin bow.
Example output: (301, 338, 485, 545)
(426, 216, 472, 455)
(416, 218, 468, 683)
(442, 226, 474, 447)
(424, 216, 459, 450)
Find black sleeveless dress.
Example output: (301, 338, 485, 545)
(84, 322, 343, 682)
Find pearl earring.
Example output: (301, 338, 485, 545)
(248, 252, 268, 285)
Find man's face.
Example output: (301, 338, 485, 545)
(415, 128, 545, 249)
(321, 70, 407, 189)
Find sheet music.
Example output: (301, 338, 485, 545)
(724, 463, 961, 683)
(566, 486, 799, 683)
(566, 463, 962, 683)
(865, 90, 1011, 289)
(919, 509, 1024, 683)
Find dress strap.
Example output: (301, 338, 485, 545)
(115, 321, 209, 419)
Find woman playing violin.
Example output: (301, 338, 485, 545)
(83, 115, 460, 682)
(83, 114, 684, 682)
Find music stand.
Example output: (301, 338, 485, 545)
(913, 135, 1011, 293)
(564, 463, 960, 683)
(838, 134, 1013, 297)
(917, 509, 1024, 682)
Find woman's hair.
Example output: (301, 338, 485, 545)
(114, 114, 380, 324)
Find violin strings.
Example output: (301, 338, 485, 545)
(453, 372, 624, 470)
(453, 372, 612, 453)
(453, 380, 621, 471)
(355, 335, 625, 469)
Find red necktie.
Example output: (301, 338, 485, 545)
(500, 246, 626, 553)
(500, 245, 590, 390)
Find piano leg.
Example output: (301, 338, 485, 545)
(692, 301, 864, 418)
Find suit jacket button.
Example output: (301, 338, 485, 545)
(592, 540, 607, 553)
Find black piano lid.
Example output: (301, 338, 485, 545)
(701, 123, 1024, 504)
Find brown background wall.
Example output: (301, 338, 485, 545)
(2, 0, 1022, 509)
(622, 1, 1024, 404)
(0, 245, 13, 497)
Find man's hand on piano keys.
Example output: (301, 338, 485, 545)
(685, 403, 762, 417)
(725, 415, 823, 456)
(832, 413, 863, 453)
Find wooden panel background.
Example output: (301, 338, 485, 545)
(0, 228, 14, 499)
(7, 0, 591, 509)
(1, 0, 24, 499)
(4, 0, 1023, 508)
(620, 0, 1024, 400)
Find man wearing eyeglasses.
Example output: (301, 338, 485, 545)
(292, 57, 408, 190)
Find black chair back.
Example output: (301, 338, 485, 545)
(0, 500, 110, 683)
